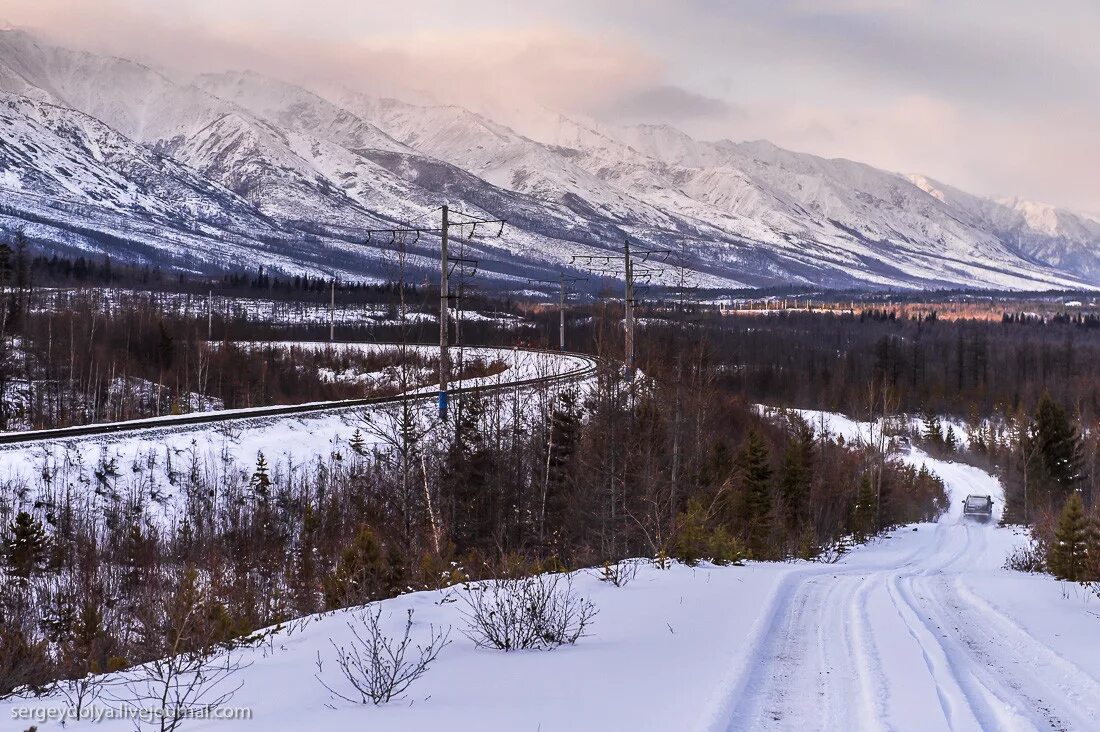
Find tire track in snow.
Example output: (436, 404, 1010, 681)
(912, 572, 1100, 731)
(715, 428, 1100, 732)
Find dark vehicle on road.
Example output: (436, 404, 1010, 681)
(962, 494, 994, 523)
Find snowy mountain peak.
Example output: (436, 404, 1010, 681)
(1, 29, 1099, 291)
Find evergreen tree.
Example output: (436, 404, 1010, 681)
(922, 410, 943, 445)
(778, 419, 814, 533)
(1085, 512, 1100, 582)
(969, 421, 990, 454)
(251, 452, 271, 498)
(5, 511, 48, 578)
(292, 506, 320, 615)
(852, 473, 878, 539)
(324, 525, 404, 608)
(1049, 492, 1088, 581)
(445, 395, 494, 553)
(1033, 393, 1084, 507)
(671, 498, 745, 566)
(349, 429, 366, 456)
(735, 431, 774, 558)
(944, 425, 958, 452)
(544, 388, 582, 544)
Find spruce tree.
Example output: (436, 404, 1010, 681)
(251, 451, 272, 498)
(349, 429, 366, 456)
(1049, 492, 1088, 581)
(922, 410, 943, 445)
(1085, 512, 1100, 582)
(324, 525, 404, 608)
(544, 388, 582, 542)
(778, 420, 814, 533)
(852, 473, 878, 539)
(944, 425, 958, 452)
(1033, 393, 1084, 506)
(6, 511, 47, 578)
(736, 431, 774, 558)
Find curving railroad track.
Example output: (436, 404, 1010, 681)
(0, 345, 599, 446)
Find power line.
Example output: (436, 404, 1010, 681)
(363, 206, 505, 420)
(528, 273, 589, 350)
(571, 240, 675, 385)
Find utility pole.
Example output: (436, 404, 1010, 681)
(528, 273, 588, 351)
(207, 289, 213, 341)
(570, 239, 673, 383)
(624, 239, 635, 381)
(329, 278, 335, 343)
(365, 205, 503, 421)
(559, 273, 566, 351)
(439, 205, 450, 420)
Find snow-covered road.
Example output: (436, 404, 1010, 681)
(723, 492, 1100, 731)
(718, 425, 1100, 732)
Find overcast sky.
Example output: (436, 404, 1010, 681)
(5, 0, 1099, 212)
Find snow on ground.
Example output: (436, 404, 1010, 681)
(4, 410, 1100, 731)
(30, 288, 532, 328)
(0, 346, 592, 526)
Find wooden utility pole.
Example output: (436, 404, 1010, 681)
(558, 272, 567, 351)
(439, 204, 450, 420)
(207, 289, 213, 341)
(570, 239, 672, 381)
(329, 278, 335, 343)
(365, 205, 503, 421)
(527, 273, 587, 351)
(624, 238, 635, 381)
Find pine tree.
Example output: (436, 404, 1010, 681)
(736, 431, 774, 559)
(778, 419, 814, 533)
(292, 506, 320, 615)
(1085, 512, 1100, 582)
(944, 425, 958, 452)
(323, 525, 404, 608)
(1033, 393, 1084, 507)
(349, 429, 366, 456)
(922, 410, 943, 445)
(852, 473, 878, 539)
(5, 511, 48, 578)
(251, 451, 271, 498)
(544, 388, 582, 543)
(671, 498, 745, 566)
(1049, 492, 1088, 581)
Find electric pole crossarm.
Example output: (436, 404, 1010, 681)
(527, 274, 588, 351)
(361, 205, 506, 421)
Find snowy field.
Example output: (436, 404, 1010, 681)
(0, 345, 593, 526)
(4, 410, 1100, 731)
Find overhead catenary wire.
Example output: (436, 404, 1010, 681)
(362, 205, 505, 420)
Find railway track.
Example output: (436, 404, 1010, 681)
(0, 345, 599, 446)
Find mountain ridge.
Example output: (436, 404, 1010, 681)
(0, 28, 1096, 291)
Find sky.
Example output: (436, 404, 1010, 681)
(3, 0, 1099, 212)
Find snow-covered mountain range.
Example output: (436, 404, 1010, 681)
(1, 28, 1097, 291)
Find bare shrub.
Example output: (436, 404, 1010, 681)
(1004, 541, 1046, 573)
(106, 648, 249, 732)
(595, 559, 641, 587)
(815, 538, 853, 564)
(0, 625, 51, 700)
(56, 672, 106, 721)
(315, 606, 450, 705)
(104, 579, 251, 732)
(459, 573, 597, 651)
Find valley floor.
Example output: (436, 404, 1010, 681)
(4, 442, 1100, 731)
